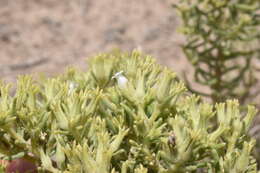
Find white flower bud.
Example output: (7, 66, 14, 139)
(112, 71, 128, 89)
(68, 81, 78, 94)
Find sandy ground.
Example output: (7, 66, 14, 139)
(0, 0, 189, 84)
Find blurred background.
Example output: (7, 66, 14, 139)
(0, 0, 189, 83)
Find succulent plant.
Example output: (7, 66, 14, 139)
(0, 51, 258, 172)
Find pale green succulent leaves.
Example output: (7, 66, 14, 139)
(0, 51, 258, 172)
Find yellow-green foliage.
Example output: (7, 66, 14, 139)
(0, 51, 258, 172)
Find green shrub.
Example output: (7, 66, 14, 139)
(0, 51, 258, 172)
(173, 0, 260, 104)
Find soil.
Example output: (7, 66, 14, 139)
(0, 0, 189, 84)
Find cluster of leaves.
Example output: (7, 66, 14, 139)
(0, 51, 258, 172)
(174, 0, 260, 103)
